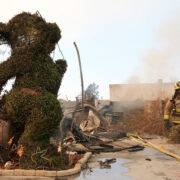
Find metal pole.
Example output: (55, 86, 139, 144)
(73, 42, 84, 107)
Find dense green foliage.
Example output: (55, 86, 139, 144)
(0, 12, 67, 168)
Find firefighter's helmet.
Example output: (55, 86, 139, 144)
(174, 81, 180, 90)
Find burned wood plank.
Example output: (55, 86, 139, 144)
(85, 145, 144, 153)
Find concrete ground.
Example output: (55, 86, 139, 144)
(124, 136, 180, 180)
(88, 136, 180, 180)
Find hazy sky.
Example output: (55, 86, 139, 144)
(0, 0, 180, 100)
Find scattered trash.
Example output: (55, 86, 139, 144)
(68, 154, 83, 168)
(17, 145, 24, 157)
(128, 145, 145, 152)
(98, 158, 116, 169)
(8, 136, 14, 146)
(4, 161, 12, 169)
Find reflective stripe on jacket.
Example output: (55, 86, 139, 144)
(164, 94, 180, 122)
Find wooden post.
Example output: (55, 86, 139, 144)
(73, 42, 84, 107)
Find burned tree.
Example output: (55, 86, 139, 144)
(0, 12, 67, 169)
(85, 83, 99, 100)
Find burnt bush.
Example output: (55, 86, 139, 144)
(110, 100, 168, 136)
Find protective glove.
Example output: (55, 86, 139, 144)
(164, 119, 171, 130)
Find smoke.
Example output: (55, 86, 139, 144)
(128, 14, 180, 83)
(126, 75, 141, 84)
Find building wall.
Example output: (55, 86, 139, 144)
(109, 82, 174, 101)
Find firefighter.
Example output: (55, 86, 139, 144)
(164, 81, 180, 129)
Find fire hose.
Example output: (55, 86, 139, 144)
(127, 133, 180, 162)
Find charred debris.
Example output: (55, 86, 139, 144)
(55, 43, 145, 155)
(57, 95, 144, 154)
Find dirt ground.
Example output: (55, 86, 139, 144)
(88, 135, 180, 180)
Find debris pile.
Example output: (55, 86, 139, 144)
(59, 97, 145, 156)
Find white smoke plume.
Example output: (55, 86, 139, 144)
(128, 13, 180, 83)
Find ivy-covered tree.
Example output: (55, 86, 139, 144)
(0, 12, 67, 169)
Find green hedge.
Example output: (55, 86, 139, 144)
(0, 12, 67, 169)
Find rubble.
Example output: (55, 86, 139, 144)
(58, 99, 145, 155)
(99, 158, 116, 169)
(4, 161, 12, 169)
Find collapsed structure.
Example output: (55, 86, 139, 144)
(60, 80, 173, 142)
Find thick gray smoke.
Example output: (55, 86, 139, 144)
(128, 14, 180, 83)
